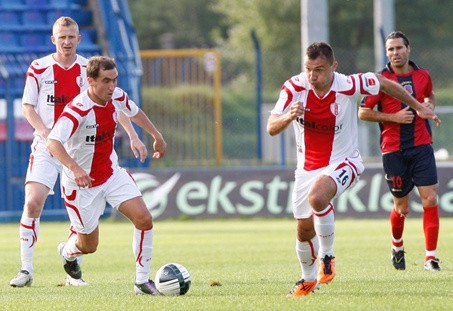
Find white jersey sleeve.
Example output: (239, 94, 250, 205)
(354, 72, 380, 96)
(271, 73, 308, 115)
(112, 87, 140, 117)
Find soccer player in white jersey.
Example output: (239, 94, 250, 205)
(10, 17, 148, 288)
(267, 41, 440, 297)
(46, 56, 166, 295)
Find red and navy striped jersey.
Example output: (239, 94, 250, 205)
(360, 61, 433, 153)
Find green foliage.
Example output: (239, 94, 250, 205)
(1, 218, 453, 310)
(130, 0, 453, 101)
(329, 0, 373, 48)
(395, 0, 453, 48)
(128, 0, 228, 49)
(212, 0, 301, 90)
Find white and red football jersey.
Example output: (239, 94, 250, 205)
(22, 54, 88, 133)
(47, 87, 139, 187)
(271, 72, 380, 171)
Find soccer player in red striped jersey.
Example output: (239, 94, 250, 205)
(267, 41, 440, 297)
(47, 56, 166, 295)
(359, 31, 442, 271)
(10, 17, 147, 288)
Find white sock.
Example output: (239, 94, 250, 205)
(61, 235, 83, 262)
(296, 237, 319, 282)
(19, 216, 40, 274)
(314, 203, 335, 258)
(67, 226, 83, 265)
(133, 228, 154, 284)
(425, 250, 437, 259)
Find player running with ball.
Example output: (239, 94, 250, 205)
(267, 41, 440, 297)
(47, 56, 166, 295)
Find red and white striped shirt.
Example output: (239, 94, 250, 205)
(22, 54, 88, 135)
(48, 87, 139, 187)
(271, 71, 380, 171)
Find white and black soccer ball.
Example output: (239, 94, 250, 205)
(155, 263, 191, 296)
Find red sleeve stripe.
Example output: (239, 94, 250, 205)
(281, 79, 305, 111)
(29, 65, 47, 74)
(26, 72, 40, 93)
(68, 104, 91, 117)
(340, 75, 356, 96)
(114, 92, 126, 102)
(125, 98, 131, 111)
(357, 73, 375, 95)
(59, 111, 79, 137)
(288, 78, 304, 92)
(281, 86, 294, 111)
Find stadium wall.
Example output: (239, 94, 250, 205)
(2, 162, 452, 223)
(109, 163, 453, 221)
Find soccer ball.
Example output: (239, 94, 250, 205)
(155, 263, 191, 296)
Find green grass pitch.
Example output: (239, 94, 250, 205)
(1, 218, 452, 310)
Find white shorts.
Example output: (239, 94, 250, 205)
(292, 155, 364, 219)
(25, 137, 62, 194)
(62, 167, 142, 234)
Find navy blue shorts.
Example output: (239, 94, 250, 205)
(382, 145, 438, 198)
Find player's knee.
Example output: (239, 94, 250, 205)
(77, 240, 98, 254)
(395, 205, 409, 216)
(24, 200, 44, 217)
(308, 193, 327, 212)
(420, 192, 438, 207)
(297, 228, 316, 242)
(84, 245, 98, 254)
(134, 212, 153, 230)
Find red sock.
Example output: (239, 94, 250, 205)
(423, 205, 439, 253)
(390, 209, 405, 248)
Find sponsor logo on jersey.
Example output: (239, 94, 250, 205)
(296, 117, 343, 134)
(44, 80, 57, 84)
(85, 131, 114, 143)
(47, 94, 71, 105)
(86, 124, 99, 129)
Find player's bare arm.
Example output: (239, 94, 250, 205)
(46, 138, 94, 188)
(424, 92, 436, 111)
(117, 111, 148, 162)
(129, 110, 167, 159)
(267, 101, 305, 136)
(375, 73, 441, 127)
(22, 104, 51, 139)
(358, 106, 414, 124)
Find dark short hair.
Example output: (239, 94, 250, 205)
(87, 56, 117, 79)
(385, 31, 410, 47)
(306, 41, 335, 64)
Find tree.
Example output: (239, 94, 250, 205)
(212, 0, 301, 92)
(128, 0, 228, 49)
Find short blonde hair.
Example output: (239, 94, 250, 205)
(52, 16, 79, 35)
